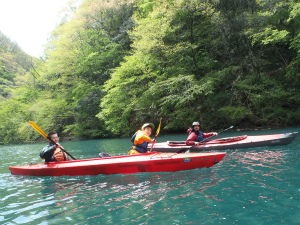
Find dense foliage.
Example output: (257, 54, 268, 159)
(0, 0, 300, 144)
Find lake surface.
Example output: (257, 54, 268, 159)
(1, 127, 300, 224)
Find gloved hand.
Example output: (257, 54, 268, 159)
(213, 132, 218, 136)
(194, 142, 200, 145)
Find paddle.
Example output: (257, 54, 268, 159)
(177, 125, 234, 153)
(29, 121, 76, 160)
(149, 118, 162, 152)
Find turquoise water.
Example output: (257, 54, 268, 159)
(1, 128, 300, 225)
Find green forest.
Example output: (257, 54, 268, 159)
(0, 0, 300, 144)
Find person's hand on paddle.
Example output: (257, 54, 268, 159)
(194, 142, 200, 145)
(151, 139, 156, 144)
(213, 132, 218, 136)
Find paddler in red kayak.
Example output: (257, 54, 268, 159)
(40, 131, 69, 162)
(186, 122, 218, 146)
(129, 123, 156, 155)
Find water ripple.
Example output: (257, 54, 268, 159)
(1, 130, 300, 224)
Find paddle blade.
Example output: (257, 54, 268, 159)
(156, 118, 162, 135)
(29, 121, 47, 139)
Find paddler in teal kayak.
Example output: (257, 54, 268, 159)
(129, 123, 156, 155)
(40, 131, 69, 162)
(186, 122, 218, 146)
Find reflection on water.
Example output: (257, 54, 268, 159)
(228, 149, 287, 183)
(234, 149, 285, 164)
(2, 169, 226, 224)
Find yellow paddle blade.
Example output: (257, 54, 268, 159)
(156, 118, 162, 135)
(29, 121, 48, 139)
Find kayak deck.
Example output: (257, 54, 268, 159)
(167, 135, 248, 146)
(9, 152, 226, 177)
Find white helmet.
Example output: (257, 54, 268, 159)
(192, 122, 200, 127)
(142, 123, 155, 130)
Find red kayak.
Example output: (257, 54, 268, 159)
(9, 152, 226, 176)
(148, 132, 298, 153)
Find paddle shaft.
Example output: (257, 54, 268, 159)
(149, 118, 162, 152)
(149, 134, 158, 152)
(194, 125, 234, 146)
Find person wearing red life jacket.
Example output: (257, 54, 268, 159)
(186, 122, 218, 146)
(40, 131, 69, 162)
